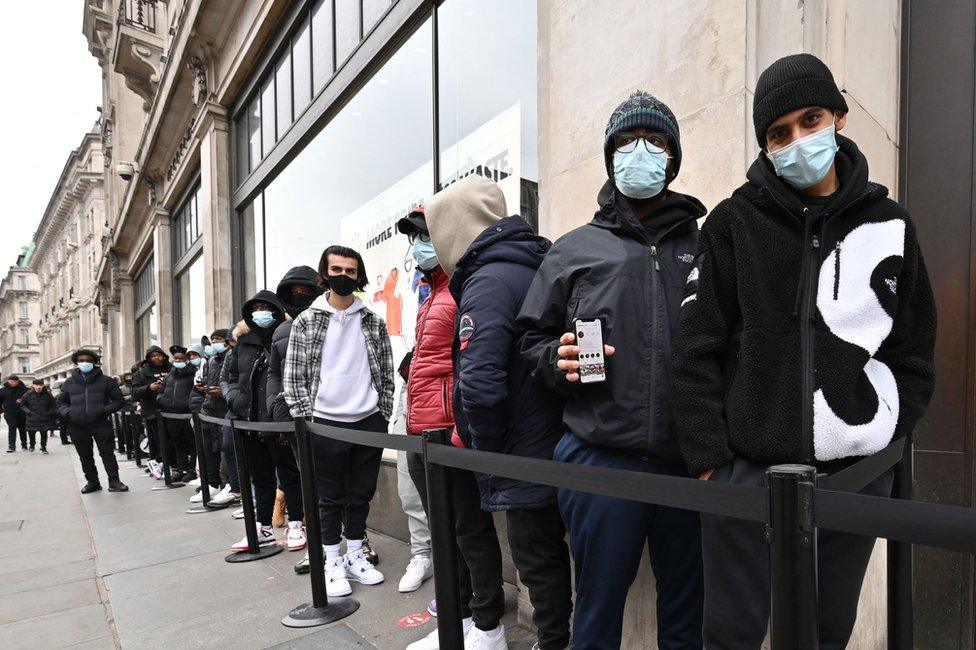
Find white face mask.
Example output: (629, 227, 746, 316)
(767, 121, 839, 190)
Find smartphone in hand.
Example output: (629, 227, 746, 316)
(574, 318, 607, 384)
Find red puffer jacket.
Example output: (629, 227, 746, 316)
(407, 267, 456, 434)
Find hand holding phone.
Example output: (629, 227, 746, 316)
(556, 321, 615, 383)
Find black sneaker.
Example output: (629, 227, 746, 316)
(41, 449, 49, 455)
(81, 482, 102, 494)
(108, 479, 129, 492)
(29, 446, 35, 452)
(362, 535, 379, 566)
(6, 448, 13, 453)
(180, 470, 197, 483)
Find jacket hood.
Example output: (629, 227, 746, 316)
(187, 343, 206, 358)
(426, 175, 508, 278)
(242, 290, 288, 336)
(593, 181, 706, 241)
(309, 292, 367, 317)
(450, 215, 551, 297)
(276, 265, 325, 316)
(144, 345, 169, 364)
(738, 134, 887, 219)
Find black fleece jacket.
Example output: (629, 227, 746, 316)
(131, 346, 171, 415)
(220, 290, 287, 420)
(267, 266, 323, 422)
(518, 184, 705, 465)
(671, 136, 936, 475)
(158, 364, 198, 413)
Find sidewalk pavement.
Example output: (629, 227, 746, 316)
(0, 421, 534, 649)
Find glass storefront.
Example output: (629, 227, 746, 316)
(172, 184, 205, 344)
(133, 256, 157, 354)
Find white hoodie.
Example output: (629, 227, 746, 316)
(312, 294, 379, 422)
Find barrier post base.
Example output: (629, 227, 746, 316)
(282, 597, 360, 628)
(224, 544, 283, 563)
(151, 482, 186, 491)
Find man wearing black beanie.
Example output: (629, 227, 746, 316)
(519, 91, 706, 649)
(672, 53, 936, 647)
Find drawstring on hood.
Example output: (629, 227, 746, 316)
(310, 293, 367, 323)
(426, 175, 508, 278)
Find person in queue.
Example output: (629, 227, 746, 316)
(131, 345, 171, 479)
(518, 91, 706, 649)
(283, 245, 393, 598)
(157, 345, 197, 482)
(671, 53, 937, 648)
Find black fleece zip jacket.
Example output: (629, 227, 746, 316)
(671, 135, 936, 475)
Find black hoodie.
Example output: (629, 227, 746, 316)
(220, 290, 287, 420)
(0, 380, 28, 414)
(131, 346, 172, 415)
(267, 266, 324, 421)
(518, 184, 706, 465)
(671, 135, 937, 475)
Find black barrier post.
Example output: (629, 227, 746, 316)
(226, 421, 283, 562)
(283, 418, 360, 627)
(151, 415, 186, 491)
(186, 413, 222, 514)
(887, 443, 913, 649)
(133, 415, 144, 467)
(768, 464, 819, 649)
(122, 412, 133, 460)
(424, 429, 464, 650)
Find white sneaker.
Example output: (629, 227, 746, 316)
(148, 460, 163, 479)
(286, 521, 307, 551)
(325, 556, 352, 597)
(398, 554, 433, 592)
(406, 618, 475, 650)
(345, 548, 384, 585)
(231, 507, 245, 520)
(211, 486, 240, 506)
(206, 484, 229, 503)
(464, 624, 507, 650)
(230, 525, 276, 552)
(188, 477, 201, 487)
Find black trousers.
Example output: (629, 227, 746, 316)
(506, 506, 573, 650)
(5, 412, 27, 449)
(200, 422, 222, 488)
(143, 415, 162, 462)
(27, 430, 50, 450)
(409, 453, 506, 631)
(161, 419, 193, 473)
(72, 425, 120, 483)
(702, 457, 894, 649)
(244, 432, 304, 526)
(312, 413, 386, 546)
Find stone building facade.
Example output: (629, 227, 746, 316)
(0, 252, 41, 381)
(7, 0, 964, 646)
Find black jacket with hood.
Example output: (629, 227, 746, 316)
(131, 346, 171, 415)
(0, 381, 28, 414)
(202, 351, 229, 417)
(22, 388, 58, 430)
(56, 368, 125, 428)
(158, 363, 197, 414)
(267, 266, 324, 422)
(518, 183, 705, 466)
(220, 290, 287, 420)
(671, 135, 937, 475)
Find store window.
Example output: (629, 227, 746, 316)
(172, 184, 201, 261)
(134, 256, 157, 353)
(438, 0, 539, 228)
(172, 183, 206, 343)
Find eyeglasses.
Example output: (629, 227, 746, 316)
(408, 232, 431, 244)
(613, 132, 671, 156)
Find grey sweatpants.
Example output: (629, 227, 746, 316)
(393, 389, 431, 558)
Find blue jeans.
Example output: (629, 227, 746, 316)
(221, 414, 239, 493)
(554, 432, 703, 649)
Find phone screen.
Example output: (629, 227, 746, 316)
(574, 318, 607, 383)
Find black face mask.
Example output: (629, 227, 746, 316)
(327, 274, 357, 297)
(287, 292, 316, 317)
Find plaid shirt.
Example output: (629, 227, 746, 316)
(283, 301, 394, 421)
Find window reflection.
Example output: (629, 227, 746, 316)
(335, 0, 360, 65)
(275, 53, 292, 139)
(293, 17, 312, 117)
(261, 77, 275, 153)
(247, 97, 261, 171)
(176, 255, 206, 343)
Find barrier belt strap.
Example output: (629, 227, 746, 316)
(815, 488, 976, 554)
(158, 412, 194, 421)
(197, 414, 232, 426)
(425, 444, 769, 523)
(305, 421, 423, 454)
(232, 420, 295, 433)
(821, 438, 906, 493)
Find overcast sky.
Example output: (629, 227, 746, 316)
(0, 3, 102, 272)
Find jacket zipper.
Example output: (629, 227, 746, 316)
(441, 379, 450, 421)
(799, 210, 819, 463)
(648, 243, 661, 455)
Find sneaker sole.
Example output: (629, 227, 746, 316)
(347, 573, 384, 586)
(287, 542, 307, 552)
(327, 586, 353, 597)
(231, 539, 276, 552)
(294, 564, 310, 575)
(398, 581, 423, 593)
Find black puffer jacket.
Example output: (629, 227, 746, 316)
(202, 353, 228, 417)
(672, 136, 937, 474)
(0, 381, 28, 414)
(56, 368, 125, 428)
(22, 389, 58, 430)
(158, 364, 197, 414)
(268, 266, 323, 422)
(518, 184, 705, 466)
(131, 347, 171, 415)
(220, 290, 287, 420)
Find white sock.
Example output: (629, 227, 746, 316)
(324, 544, 341, 560)
(462, 617, 474, 632)
(346, 538, 363, 554)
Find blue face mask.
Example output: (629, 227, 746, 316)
(212, 342, 227, 354)
(767, 121, 839, 190)
(412, 238, 439, 271)
(613, 143, 669, 199)
(173, 361, 188, 370)
(203, 345, 214, 358)
(191, 358, 203, 367)
(77, 362, 94, 374)
(251, 310, 275, 329)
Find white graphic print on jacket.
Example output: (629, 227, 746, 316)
(814, 219, 905, 461)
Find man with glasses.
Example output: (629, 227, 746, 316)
(671, 53, 936, 648)
(519, 91, 706, 649)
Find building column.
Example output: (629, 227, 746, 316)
(153, 209, 175, 347)
(117, 275, 135, 371)
(198, 102, 234, 332)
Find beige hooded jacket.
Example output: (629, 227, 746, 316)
(425, 175, 508, 278)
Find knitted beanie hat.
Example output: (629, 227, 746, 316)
(604, 91, 682, 180)
(753, 53, 848, 147)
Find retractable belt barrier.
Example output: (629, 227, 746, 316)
(143, 412, 975, 648)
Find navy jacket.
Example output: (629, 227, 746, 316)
(451, 216, 563, 511)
